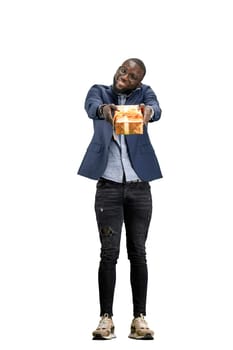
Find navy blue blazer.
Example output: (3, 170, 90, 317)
(78, 84, 162, 182)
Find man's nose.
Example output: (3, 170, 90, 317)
(120, 73, 129, 81)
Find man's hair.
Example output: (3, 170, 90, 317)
(126, 58, 146, 78)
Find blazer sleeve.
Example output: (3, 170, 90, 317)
(143, 85, 162, 122)
(84, 85, 105, 120)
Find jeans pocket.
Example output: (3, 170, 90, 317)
(96, 179, 105, 189)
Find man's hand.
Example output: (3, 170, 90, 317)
(140, 104, 154, 124)
(99, 104, 118, 125)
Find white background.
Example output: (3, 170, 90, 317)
(1, 0, 233, 349)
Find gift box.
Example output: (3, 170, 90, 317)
(113, 105, 143, 135)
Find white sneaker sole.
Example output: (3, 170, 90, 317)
(129, 333, 154, 340)
(93, 333, 116, 340)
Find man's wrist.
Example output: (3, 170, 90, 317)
(98, 104, 107, 118)
(149, 107, 154, 120)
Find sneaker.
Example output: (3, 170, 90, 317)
(129, 314, 154, 340)
(92, 313, 116, 340)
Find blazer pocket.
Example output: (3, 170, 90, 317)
(88, 142, 102, 153)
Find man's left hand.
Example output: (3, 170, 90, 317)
(140, 104, 154, 124)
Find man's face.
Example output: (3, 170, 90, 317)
(113, 60, 144, 93)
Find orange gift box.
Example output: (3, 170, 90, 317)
(113, 105, 143, 135)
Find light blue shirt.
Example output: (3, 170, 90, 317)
(102, 94, 141, 183)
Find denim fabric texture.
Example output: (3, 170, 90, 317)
(95, 178, 152, 317)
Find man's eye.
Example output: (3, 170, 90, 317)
(129, 75, 137, 81)
(119, 67, 127, 74)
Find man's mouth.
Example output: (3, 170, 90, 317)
(115, 79, 127, 89)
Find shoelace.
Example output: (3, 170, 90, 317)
(98, 314, 110, 329)
(135, 314, 149, 328)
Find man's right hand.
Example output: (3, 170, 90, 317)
(99, 104, 118, 125)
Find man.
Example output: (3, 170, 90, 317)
(78, 58, 162, 340)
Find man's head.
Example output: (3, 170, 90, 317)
(113, 58, 146, 94)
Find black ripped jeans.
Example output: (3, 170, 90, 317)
(94, 178, 153, 318)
